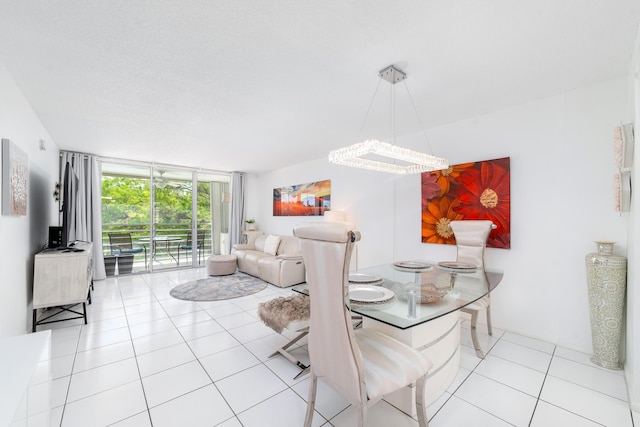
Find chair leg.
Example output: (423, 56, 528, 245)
(269, 330, 310, 379)
(470, 311, 485, 358)
(269, 330, 308, 356)
(486, 305, 493, 336)
(304, 373, 318, 427)
(357, 402, 366, 427)
(415, 374, 429, 427)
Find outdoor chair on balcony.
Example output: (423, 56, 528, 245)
(177, 231, 205, 265)
(108, 232, 147, 270)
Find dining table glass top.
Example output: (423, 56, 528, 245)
(292, 262, 503, 330)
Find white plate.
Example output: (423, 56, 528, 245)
(349, 273, 383, 285)
(348, 285, 395, 303)
(393, 261, 432, 270)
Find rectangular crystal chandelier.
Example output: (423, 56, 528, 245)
(329, 139, 448, 175)
(329, 65, 449, 174)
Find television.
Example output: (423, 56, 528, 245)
(60, 161, 78, 249)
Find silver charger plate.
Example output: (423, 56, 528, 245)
(348, 285, 395, 303)
(437, 261, 477, 271)
(349, 273, 384, 286)
(393, 261, 433, 270)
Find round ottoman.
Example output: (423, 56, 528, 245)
(206, 254, 237, 276)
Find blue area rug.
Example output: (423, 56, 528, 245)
(169, 272, 268, 301)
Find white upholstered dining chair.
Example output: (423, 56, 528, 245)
(293, 222, 433, 427)
(449, 220, 495, 358)
(257, 294, 311, 379)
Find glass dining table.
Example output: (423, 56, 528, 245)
(137, 235, 182, 264)
(292, 261, 504, 414)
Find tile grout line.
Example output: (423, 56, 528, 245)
(526, 343, 556, 426)
(124, 273, 156, 427)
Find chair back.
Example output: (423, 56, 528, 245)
(197, 230, 205, 246)
(108, 233, 133, 252)
(186, 231, 206, 243)
(293, 222, 364, 405)
(449, 220, 493, 267)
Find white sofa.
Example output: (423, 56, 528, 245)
(232, 233, 305, 288)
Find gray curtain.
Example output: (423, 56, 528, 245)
(228, 172, 245, 253)
(62, 152, 106, 280)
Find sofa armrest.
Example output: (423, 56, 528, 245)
(233, 244, 254, 251)
(276, 253, 303, 260)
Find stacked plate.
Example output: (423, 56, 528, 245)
(348, 284, 395, 305)
(393, 261, 433, 272)
(348, 273, 384, 286)
(437, 261, 477, 272)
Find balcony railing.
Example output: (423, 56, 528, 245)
(102, 223, 215, 274)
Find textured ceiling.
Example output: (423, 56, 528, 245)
(0, 1, 639, 173)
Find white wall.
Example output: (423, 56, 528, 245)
(249, 77, 629, 355)
(0, 65, 60, 336)
(625, 28, 640, 411)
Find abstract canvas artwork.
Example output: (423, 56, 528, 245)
(273, 179, 331, 216)
(421, 157, 510, 249)
(2, 139, 28, 216)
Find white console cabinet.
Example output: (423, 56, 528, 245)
(32, 242, 93, 332)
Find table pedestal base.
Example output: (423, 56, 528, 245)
(363, 310, 460, 416)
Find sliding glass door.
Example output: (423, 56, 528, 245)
(101, 163, 151, 275)
(152, 168, 193, 271)
(197, 172, 230, 260)
(101, 162, 230, 275)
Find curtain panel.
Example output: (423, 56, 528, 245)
(62, 152, 106, 280)
(229, 172, 245, 253)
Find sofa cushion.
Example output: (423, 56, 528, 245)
(264, 235, 281, 255)
(277, 236, 302, 256)
(254, 234, 268, 252)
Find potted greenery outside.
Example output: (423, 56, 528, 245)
(245, 219, 256, 231)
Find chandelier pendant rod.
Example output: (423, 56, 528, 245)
(390, 78, 395, 145)
(356, 78, 384, 142)
(402, 79, 437, 157)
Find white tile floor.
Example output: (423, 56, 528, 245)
(39, 268, 638, 427)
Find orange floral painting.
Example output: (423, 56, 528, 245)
(421, 157, 510, 249)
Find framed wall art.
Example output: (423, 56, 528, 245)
(2, 138, 28, 216)
(421, 157, 510, 249)
(273, 179, 331, 216)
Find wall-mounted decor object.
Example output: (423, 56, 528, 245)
(273, 179, 331, 216)
(613, 123, 633, 213)
(2, 138, 28, 216)
(421, 157, 510, 249)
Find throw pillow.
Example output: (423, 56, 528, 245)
(264, 235, 281, 255)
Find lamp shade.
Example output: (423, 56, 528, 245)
(324, 211, 347, 222)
